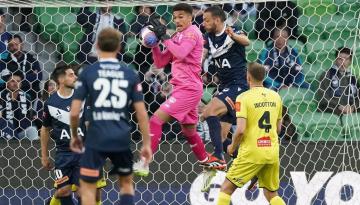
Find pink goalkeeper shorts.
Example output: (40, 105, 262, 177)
(160, 87, 202, 125)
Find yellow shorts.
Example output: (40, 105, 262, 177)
(226, 159, 280, 191)
(54, 177, 107, 191)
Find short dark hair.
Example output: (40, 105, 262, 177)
(134, 6, 155, 15)
(97, 28, 122, 52)
(4, 70, 24, 82)
(336, 47, 353, 59)
(9, 34, 23, 43)
(248, 62, 266, 82)
(173, 3, 193, 15)
(51, 65, 70, 84)
(68, 64, 83, 76)
(204, 6, 226, 22)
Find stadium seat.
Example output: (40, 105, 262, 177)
(302, 61, 333, 83)
(293, 112, 342, 141)
(241, 15, 257, 40)
(34, 7, 77, 44)
(247, 39, 264, 62)
(341, 113, 360, 141)
(298, 0, 337, 16)
(202, 86, 216, 104)
(59, 24, 84, 64)
(124, 36, 139, 59)
(279, 88, 316, 114)
(306, 40, 341, 64)
(322, 15, 357, 41)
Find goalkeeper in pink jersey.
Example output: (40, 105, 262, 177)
(134, 3, 224, 176)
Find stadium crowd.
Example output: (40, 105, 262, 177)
(0, 2, 358, 142)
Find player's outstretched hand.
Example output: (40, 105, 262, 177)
(225, 27, 235, 38)
(70, 136, 84, 154)
(149, 15, 169, 40)
(41, 157, 53, 171)
(140, 145, 152, 165)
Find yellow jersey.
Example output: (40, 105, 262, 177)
(235, 87, 282, 164)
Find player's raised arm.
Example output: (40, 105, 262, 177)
(152, 46, 172, 69)
(225, 27, 250, 46)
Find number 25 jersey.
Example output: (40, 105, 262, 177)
(73, 59, 143, 152)
(235, 87, 282, 164)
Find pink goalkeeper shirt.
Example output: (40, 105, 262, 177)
(152, 25, 204, 90)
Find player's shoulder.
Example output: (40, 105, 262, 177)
(120, 63, 137, 76)
(265, 88, 282, 102)
(46, 92, 59, 103)
(236, 89, 251, 102)
(185, 25, 202, 38)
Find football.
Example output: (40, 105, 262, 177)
(140, 25, 159, 48)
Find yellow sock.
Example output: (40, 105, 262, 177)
(217, 192, 231, 205)
(270, 196, 286, 205)
(49, 196, 61, 205)
(96, 201, 101, 205)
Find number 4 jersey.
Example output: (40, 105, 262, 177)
(73, 58, 143, 152)
(235, 87, 283, 164)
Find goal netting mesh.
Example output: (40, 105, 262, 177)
(0, 0, 359, 204)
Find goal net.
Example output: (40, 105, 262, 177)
(0, 0, 359, 204)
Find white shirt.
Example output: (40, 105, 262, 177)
(90, 13, 114, 55)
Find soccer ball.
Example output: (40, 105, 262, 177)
(140, 25, 159, 48)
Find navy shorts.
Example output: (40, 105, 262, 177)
(216, 84, 247, 124)
(80, 147, 133, 183)
(54, 153, 81, 189)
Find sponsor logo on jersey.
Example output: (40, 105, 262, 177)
(257, 136, 271, 147)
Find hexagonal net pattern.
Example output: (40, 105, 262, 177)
(0, 1, 359, 205)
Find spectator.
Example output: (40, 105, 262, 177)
(222, 3, 242, 29)
(255, 1, 307, 44)
(129, 6, 155, 36)
(143, 65, 170, 115)
(30, 79, 57, 130)
(76, 2, 127, 64)
(316, 47, 360, 115)
(258, 27, 309, 91)
(0, 34, 42, 100)
(192, 5, 207, 33)
(0, 71, 38, 140)
(0, 10, 11, 60)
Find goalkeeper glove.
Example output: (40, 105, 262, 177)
(148, 15, 170, 41)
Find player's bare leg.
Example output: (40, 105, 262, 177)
(54, 185, 74, 205)
(80, 180, 97, 205)
(118, 175, 135, 205)
(263, 189, 286, 205)
(216, 178, 237, 205)
(134, 109, 173, 177)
